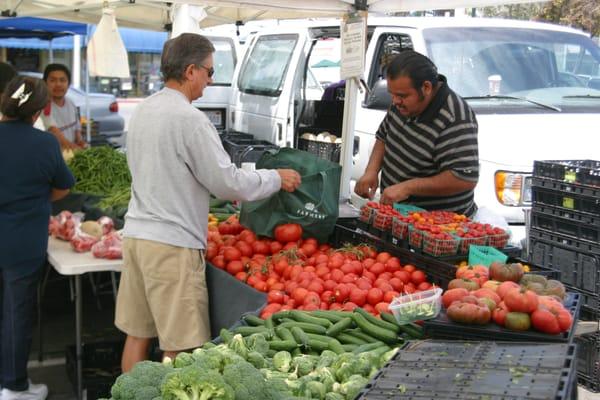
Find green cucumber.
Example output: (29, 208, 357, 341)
(342, 344, 359, 352)
(264, 317, 274, 330)
(291, 326, 310, 349)
(327, 338, 345, 354)
(352, 313, 398, 344)
(308, 339, 330, 352)
(380, 312, 424, 339)
(289, 311, 332, 328)
(268, 340, 298, 352)
(336, 333, 367, 346)
(345, 329, 382, 344)
(352, 341, 386, 354)
(243, 314, 265, 326)
(325, 317, 354, 337)
(355, 308, 400, 333)
(278, 322, 327, 335)
(310, 310, 345, 323)
(232, 326, 271, 338)
(275, 326, 295, 341)
(272, 311, 292, 321)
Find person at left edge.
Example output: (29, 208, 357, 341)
(0, 76, 75, 400)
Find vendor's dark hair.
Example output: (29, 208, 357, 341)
(1, 76, 49, 122)
(160, 33, 215, 82)
(386, 50, 439, 91)
(0, 62, 17, 94)
(43, 63, 71, 83)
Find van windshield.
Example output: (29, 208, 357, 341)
(423, 27, 600, 111)
(238, 34, 298, 96)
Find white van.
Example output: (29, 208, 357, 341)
(229, 17, 600, 244)
(192, 34, 242, 132)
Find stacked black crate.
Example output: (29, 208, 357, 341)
(529, 160, 600, 321)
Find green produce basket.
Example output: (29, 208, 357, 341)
(468, 245, 508, 267)
(393, 203, 425, 215)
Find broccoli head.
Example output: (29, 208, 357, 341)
(291, 355, 315, 377)
(245, 333, 270, 356)
(174, 352, 196, 369)
(228, 334, 249, 360)
(161, 367, 235, 400)
(222, 359, 276, 400)
(334, 375, 369, 400)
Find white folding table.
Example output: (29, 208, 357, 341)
(47, 237, 122, 400)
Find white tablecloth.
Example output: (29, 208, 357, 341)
(47, 236, 123, 275)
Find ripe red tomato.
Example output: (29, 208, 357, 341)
(234, 241, 253, 257)
(226, 260, 244, 275)
(222, 246, 242, 262)
(307, 280, 324, 294)
(300, 242, 317, 257)
(270, 241, 283, 254)
(410, 270, 427, 285)
(334, 284, 350, 303)
(356, 278, 372, 291)
(369, 262, 386, 276)
(330, 269, 344, 283)
(385, 257, 401, 272)
(375, 302, 390, 314)
(234, 271, 247, 282)
(343, 302, 358, 312)
(367, 287, 384, 306)
(349, 288, 367, 307)
(211, 255, 225, 269)
(267, 290, 286, 304)
(238, 229, 257, 244)
(292, 287, 309, 304)
(321, 290, 335, 304)
(206, 242, 218, 261)
(251, 240, 270, 255)
(403, 264, 416, 273)
(417, 281, 432, 291)
(376, 252, 391, 264)
(303, 292, 321, 307)
(273, 223, 303, 243)
(388, 278, 404, 292)
(383, 291, 399, 303)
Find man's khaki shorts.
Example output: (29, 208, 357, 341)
(115, 237, 210, 351)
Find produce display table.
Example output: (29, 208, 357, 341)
(47, 237, 122, 400)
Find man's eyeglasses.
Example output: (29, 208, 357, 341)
(198, 64, 215, 78)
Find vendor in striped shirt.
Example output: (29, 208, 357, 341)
(355, 51, 479, 217)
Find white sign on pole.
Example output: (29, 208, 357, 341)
(340, 13, 366, 79)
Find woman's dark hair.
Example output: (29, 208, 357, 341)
(43, 63, 71, 83)
(1, 76, 49, 122)
(386, 50, 439, 94)
(0, 62, 17, 94)
(160, 33, 215, 83)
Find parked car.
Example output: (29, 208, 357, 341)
(20, 71, 125, 142)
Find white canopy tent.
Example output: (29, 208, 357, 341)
(5, 0, 544, 200)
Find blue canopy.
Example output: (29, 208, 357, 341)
(0, 24, 168, 53)
(0, 17, 88, 39)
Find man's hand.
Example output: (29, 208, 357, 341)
(381, 182, 411, 205)
(277, 169, 302, 192)
(75, 139, 87, 149)
(354, 171, 379, 199)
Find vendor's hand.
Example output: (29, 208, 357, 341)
(62, 141, 78, 150)
(277, 169, 302, 192)
(75, 140, 87, 149)
(354, 171, 379, 199)
(381, 182, 411, 205)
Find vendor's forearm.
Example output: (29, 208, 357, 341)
(365, 139, 386, 174)
(405, 170, 476, 197)
(51, 188, 70, 201)
(49, 126, 73, 147)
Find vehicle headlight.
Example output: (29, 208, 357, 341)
(494, 171, 532, 206)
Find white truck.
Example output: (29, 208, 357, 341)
(228, 17, 600, 245)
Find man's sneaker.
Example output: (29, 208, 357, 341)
(0, 382, 48, 400)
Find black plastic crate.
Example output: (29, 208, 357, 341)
(531, 207, 600, 245)
(221, 137, 279, 167)
(530, 227, 600, 258)
(575, 331, 600, 392)
(422, 292, 580, 344)
(297, 137, 341, 163)
(66, 340, 124, 399)
(563, 284, 600, 321)
(534, 159, 600, 187)
(529, 228, 600, 295)
(329, 222, 386, 252)
(532, 177, 600, 217)
(357, 340, 577, 400)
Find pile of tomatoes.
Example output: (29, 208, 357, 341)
(206, 220, 435, 319)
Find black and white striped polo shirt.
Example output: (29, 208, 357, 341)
(376, 76, 479, 216)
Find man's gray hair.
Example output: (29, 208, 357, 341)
(160, 33, 215, 82)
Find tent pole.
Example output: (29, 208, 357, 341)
(73, 35, 81, 89)
(49, 38, 54, 63)
(85, 26, 91, 143)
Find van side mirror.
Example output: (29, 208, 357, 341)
(588, 78, 600, 90)
(364, 79, 392, 110)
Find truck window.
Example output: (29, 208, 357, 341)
(368, 33, 414, 89)
(237, 34, 298, 97)
(211, 38, 236, 86)
(423, 27, 600, 110)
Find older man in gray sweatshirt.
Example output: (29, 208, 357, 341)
(115, 33, 301, 371)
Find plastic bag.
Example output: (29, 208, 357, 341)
(97, 216, 115, 236)
(51, 211, 83, 241)
(70, 228, 99, 253)
(92, 231, 123, 259)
